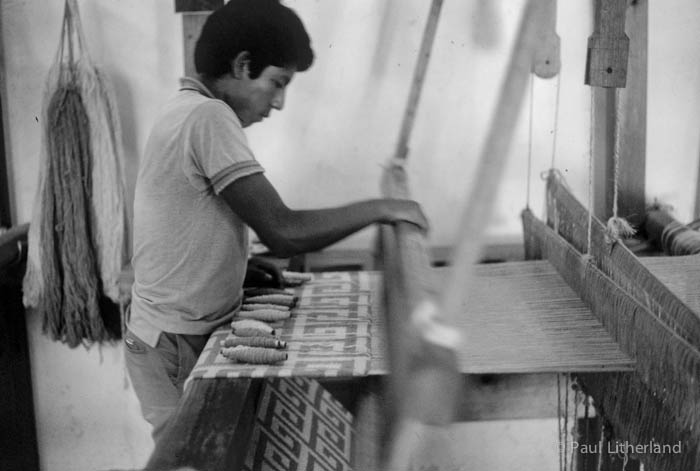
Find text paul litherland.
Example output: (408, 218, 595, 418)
(573, 440, 683, 455)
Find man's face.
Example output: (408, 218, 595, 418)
(232, 64, 295, 127)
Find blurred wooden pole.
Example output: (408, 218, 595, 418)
(393, 0, 444, 161)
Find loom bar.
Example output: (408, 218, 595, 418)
(523, 208, 700, 448)
(645, 208, 700, 255)
(393, 0, 444, 161)
(578, 372, 699, 471)
(545, 172, 700, 349)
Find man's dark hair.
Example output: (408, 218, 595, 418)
(194, 0, 314, 79)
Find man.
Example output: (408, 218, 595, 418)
(124, 0, 428, 441)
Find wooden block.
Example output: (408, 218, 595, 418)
(532, 0, 561, 79)
(585, 0, 629, 88)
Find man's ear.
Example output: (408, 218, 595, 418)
(231, 51, 251, 79)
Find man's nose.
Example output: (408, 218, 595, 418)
(271, 88, 285, 110)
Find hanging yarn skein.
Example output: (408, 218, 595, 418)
(23, 0, 127, 347)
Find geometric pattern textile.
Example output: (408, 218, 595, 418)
(186, 264, 631, 387)
(187, 271, 376, 384)
(242, 377, 355, 471)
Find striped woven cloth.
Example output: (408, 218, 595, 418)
(187, 262, 633, 386)
(187, 271, 375, 383)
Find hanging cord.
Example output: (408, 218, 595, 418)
(558, 374, 564, 471)
(596, 421, 606, 471)
(550, 72, 562, 169)
(563, 374, 570, 471)
(583, 395, 590, 471)
(586, 88, 595, 256)
(570, 379, 580, 471)
(526, 74, 535, 209)
(605, 88, 636, 241)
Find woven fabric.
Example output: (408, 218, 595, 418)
(242, 377, 355, 471)
(187, 264, 632, 385)
(187, 272, 374, 382)
(369, 262, 633, 374)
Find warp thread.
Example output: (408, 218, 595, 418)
(579, 372, 699, 471)
(545, 174, 700, 349)
(523, 210, 700, 469)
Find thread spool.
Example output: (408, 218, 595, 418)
(221, 346, 287, 364)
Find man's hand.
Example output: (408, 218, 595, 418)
(244, 256, 284, 288)
(380, 199, 430, 232)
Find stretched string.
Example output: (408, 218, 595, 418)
(586, 87, 595, 255)
(571, 384, 580, 471)
(583, 395, 590, 471)
(558, 374, 564, 471)
(564, 374, 570, 471)
(605, 88, 635, 240)
(612, 88, 622, 219)
(596, 422, 605, 471)
(550, 71, 562, 169)
(622, 448, 629, 471)
(526, 74, 535, 209)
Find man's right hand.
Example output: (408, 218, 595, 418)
(381, 199, 430, 232)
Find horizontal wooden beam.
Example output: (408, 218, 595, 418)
(174, 0, 222, 13)
(299, 242, 525, 272)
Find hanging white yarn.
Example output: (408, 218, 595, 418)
(24, 0, 127, 310)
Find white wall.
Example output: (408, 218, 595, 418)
(2, 1, 700, 470)
(1, 1, 178, 469)
(647, 2, 700, 221)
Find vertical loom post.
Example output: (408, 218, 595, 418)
(0, 17, 14, 227)
(174, 0, 223, 77)
(695, 148, 700, 220)
(616, 0, 647, 224)
(588, 0, 647, 224)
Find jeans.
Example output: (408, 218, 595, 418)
(124, 329, 209, 443)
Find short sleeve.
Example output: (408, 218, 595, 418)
(182, 100, 264, 194)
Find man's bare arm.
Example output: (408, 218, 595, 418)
(221, 173, 428, 258)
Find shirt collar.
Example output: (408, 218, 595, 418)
(178, 77, 215, 99)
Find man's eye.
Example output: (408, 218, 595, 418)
(272, 80, 284, 89)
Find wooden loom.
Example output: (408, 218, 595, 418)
(351, 0, 699, 468)
(145, 1, 699, 470)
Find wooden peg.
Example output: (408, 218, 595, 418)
(174, 1, 223, 77)
(585, 0, 629, 88)
(532, 0, 561, 79)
